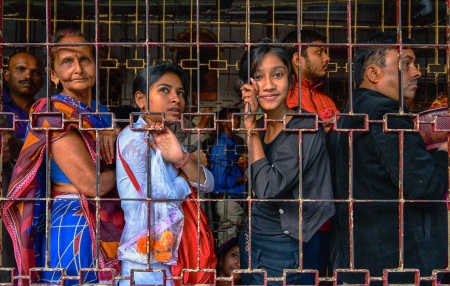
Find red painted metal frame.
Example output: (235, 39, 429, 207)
(0, 0, 448, 285)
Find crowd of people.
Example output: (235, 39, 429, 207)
(0, 27, 447, 286)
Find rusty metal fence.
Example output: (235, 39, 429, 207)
(0, 0, 448, 285)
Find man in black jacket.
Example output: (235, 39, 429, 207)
(328, 32, 448, 284)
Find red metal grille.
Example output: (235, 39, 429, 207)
(0, 0, 448, 285)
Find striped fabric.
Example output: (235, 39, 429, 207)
(39, 199, 97, 285)
(2, 95, 124, 286)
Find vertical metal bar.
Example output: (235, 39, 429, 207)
(408, 0, 411, 39)
(162, 0, 166, 60)
(145, 0, 152, 271)
(396, 0, 405, 271)
(296, 0, 302, 113)
(0, 0, 3, 115)
(245, 0, 254, 273)
(105, 0, 113, 107)
(134, 0, 139, 64)
(434, 0, 439, 65)
(188, 0, 194, 108)
(195, 0, 202, 271)
(95, 0, 100, 110)
(353, 0, 357, 44)
(272, 0, 275, 41)
(296, 0, 303, 271)
(347, 0, 353, 113)
(432, 0, 439, 125)
(447, 1, 450, 111)
(94, 0, 101, 272)
(398, 0, 405, 113)
(346, 0, 355, 271)
(26, 0, 30, 44)
(446, 0, 449, 268)
(297, 129, 304, 270)
(81, 0, 85, 34)
(195, 0, 202, 233)
(348, 132, 354, 269)
(326, 0, 330, 43)
(0, 0, 3, 204)
(300, 0, 303, 29)
(53, 0, 57, 35)
(44, 0, 52, 273)
(216, 0, 221, 106)
(398, 132, 405, 269)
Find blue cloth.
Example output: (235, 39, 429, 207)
(36, 95, 112, 285)
(50, 158, 72, 184)
(49, 97, 111, 184)
(239, 227, 320, 286)
(39, 199, 97, 285)
(91, 99, 112, 127)
(208, 132, 244, 197)
(3, 89, 29, 140)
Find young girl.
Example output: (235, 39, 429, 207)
(238, 42, 335, 285)
(116, 62, 216, 286)
(216, 237, 241, 286)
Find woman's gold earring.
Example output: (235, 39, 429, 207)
(54, 79, 63, 90)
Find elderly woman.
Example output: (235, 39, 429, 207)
(2, 29, 123, 285)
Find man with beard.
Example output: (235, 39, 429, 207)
(283, 29, 339, 125)
(328, 32, 447, 284)
(1, 52, 42, 282)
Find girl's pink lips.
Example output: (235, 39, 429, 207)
(259, 93, 279, 100)
(166, 108, 182, 116)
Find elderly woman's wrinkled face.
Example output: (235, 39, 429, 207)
(51, 35, 95, 98)
(135, 72, 186, 122)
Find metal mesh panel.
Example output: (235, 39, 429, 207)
(0, 0, 448, 285)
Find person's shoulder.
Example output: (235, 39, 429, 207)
(285, 114, 326, 151)
(287, 109, 318, 129)
(30, 97, 49, 112)
(117, 125, 139, 146)
(354, 88, 399, 118)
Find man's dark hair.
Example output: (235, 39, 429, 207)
(353, 31, 418, 88)
(282, 29, 326, 58)
(218, 107, 240, 120)
(239, 38, 294, 89)
(133, 62, 189, 101)
(109, 105, 139, 129)
(7, 50, 42, 69)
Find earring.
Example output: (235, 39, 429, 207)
(53, 79, 62, 90)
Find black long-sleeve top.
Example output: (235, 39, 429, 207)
(249, 114, 335, 242)
(328, 88, 448, 278)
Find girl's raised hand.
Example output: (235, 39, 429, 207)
(147, 119, 185, 165)
(240, 78, 259, 129)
